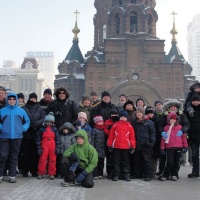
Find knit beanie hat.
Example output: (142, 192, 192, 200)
(0, 86, 6, 92)
(90, 91, 97, 96)
(167, 113, 177, 122)
(136, 106, 145, 115)
(45, 112, 55, 122)
(123, 100, 135, 110)
(145, 106, 154, 115)
(191, 94, 200, 102)
(101, 91, 111, 98)
(43, 88, 52, 96)
(78, 112, 87, 121)
(154, 100, 163, 106)
(110, 109, 119, 116)
(136, 98, 145, 107)
(17, 93, 24, 99)
(119, 110, 128, 118)
(93, 115, 104, 124)
(82, 95, 91, 102)
(29, 92, 37, 100)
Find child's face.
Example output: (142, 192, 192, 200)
(147, 113, 154, 119)
(76, 136, 84, 145)
(63, 129, 69, 134)
(192, 100, 200, 106)
(120, 116, 127, 121)
(136, 111, 143, 119)
(78, 117, 86, 123)
(194, 87, 200, 92)
(169, 118, 176, 125)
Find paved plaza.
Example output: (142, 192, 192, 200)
(0, 164, 200, 200)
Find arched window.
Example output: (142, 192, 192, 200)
(148, 15, 153, 35)
(115, 14, 120, 34)
(130, 11, 138, 33)
(72, 66, 76, 74)
(103, 25, 107, 41)
(119, 0, 123, 6)
(131, 0, 136, 4)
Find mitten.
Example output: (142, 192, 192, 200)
(69, 161, 79, 172)
(108, 146, 113, 153)
(37, 148, 42, 155)
(129, 148, 135, 154)
(176, 130, 183, 137)
(160, 150, 165, 156)
(55, 148, 60, 155)
(161, 132, 168, 139)
(182, 147, 188, 154)
(75, 170, 88, 183)
(146, 142, 154, 148)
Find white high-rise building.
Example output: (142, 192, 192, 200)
(187, 14, 200, 81)
(26, 51, 58, 88)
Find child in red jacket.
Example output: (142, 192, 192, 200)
(107, 110, 136, 181)
(159, 113, 188, 181)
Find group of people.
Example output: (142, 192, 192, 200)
(0, 82, 200, 188)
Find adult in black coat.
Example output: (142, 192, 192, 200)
(21, 93, 46, 177)
(185, 94, 200, 178)
(46, 87, 78, 128)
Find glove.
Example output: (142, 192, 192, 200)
(37, 148, 42, 155)
(75, 170, 88, 183)
(146, 142, 154, 148)
(69, 161, 79, 172)
(182, 147, 188, 154)
(161, 132, 168, 139)
(55, 148, 60, 155)
(176, 130, 183, 137)
(108, 146, 113, 153)
(160, 150, 165, 156)
(129, 148, 135, 154)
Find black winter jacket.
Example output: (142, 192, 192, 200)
(46, 98, 78, 128)
(132, 119, 156, 150)
(23, 101, 46, 140)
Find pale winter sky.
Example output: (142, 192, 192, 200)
(0, 0, 199, 68)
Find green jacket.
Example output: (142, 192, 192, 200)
(63, 129, 98, 173)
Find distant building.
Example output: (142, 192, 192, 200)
(55, 0, 195, 105)
(12, 57, 52, 100)
(26, 51, 58, 88)
(187, 14, 200, 81)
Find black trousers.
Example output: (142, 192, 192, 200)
(56, 153, 63, 176)
(61, 157, 94, 188)
(163, 148, 182, 178)
(113, 148, 130, 177)
(158, 154, 166, 174)
(133, 148, 152, 178)
(0, 138, 22, 177)
(20, 138, 39, 175)
(93, 157, 104, 177)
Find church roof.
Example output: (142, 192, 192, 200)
(164, 41, 185, 63)
(65, 40, 84, 64)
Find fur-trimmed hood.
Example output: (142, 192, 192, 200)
(163, 99, 183, 115)
(189, 82, 200, 91)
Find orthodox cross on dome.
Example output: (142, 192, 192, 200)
(170, 11, 178, 43)
(73, 10, 80, 22)
(72, 10, 80, 41)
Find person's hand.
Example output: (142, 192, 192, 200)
(146, 142, 154, 148)
(108, 147, 113, 153)
(161, 132, 168, 139)
(55, 148, 60, 154)
(69, 161, 79, 172)
(75, 170, 88, 183)
(129, 148, 135, 154)
(37, 148, 42, 155)
(176, 130, 183, 137)
(182, 147, 188, 154)
(160, 150, 165, 156)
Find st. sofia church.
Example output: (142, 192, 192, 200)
(54, 0, 196, 105)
